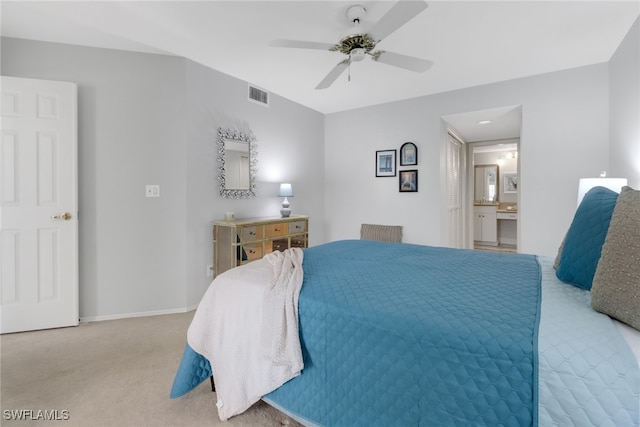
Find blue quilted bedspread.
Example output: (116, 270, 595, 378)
(265, 241, 541, 426)
(171, 240, 542, 425)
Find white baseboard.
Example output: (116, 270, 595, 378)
(80, 304, 198, 324)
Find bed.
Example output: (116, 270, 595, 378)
(171, 187, 640, 426)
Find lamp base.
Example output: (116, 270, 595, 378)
(280, 197, 291, 217)
(280, 208, 291, 218)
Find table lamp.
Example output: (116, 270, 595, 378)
(577, 172, 627, 207)
(279, 183, 293, 217)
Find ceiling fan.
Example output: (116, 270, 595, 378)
(269, 1, 433, 90)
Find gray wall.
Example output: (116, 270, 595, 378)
(609, 17, 640, 188)
(324, 64, 611, 256)
(1, 37, 325, 320)
(3, 20, 637, 318)
(183, 60, 325, 306)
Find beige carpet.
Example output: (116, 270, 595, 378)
(1, 311, 303, 427)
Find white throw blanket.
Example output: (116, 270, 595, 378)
(187, 248, 304, 421)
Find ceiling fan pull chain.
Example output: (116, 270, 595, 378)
(348, 62, 351, 82)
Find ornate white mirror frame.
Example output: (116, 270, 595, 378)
(217, 127, 258, 198)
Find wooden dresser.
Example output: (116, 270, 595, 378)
(213, 215, 308, 276)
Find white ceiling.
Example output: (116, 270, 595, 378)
(2, 1, 638, 140)
(443, 105, 522, 143)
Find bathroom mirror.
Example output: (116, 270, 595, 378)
(217, 127, 257, 198)
(474, 164, 499, 203)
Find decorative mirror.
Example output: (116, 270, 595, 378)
(474, 164, 499, 203)
(217, 127, 258, 198)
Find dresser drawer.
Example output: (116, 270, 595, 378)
(241, 226, 261, 242)
(288, 221, 306, 234)
(291, 237, 306, 248)
(272, 239, 289, 252)
(266, 223, 287, 237)
(242, 243, 263, 261)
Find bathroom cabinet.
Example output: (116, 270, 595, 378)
(474, 205, 497, 245)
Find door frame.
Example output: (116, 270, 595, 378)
(441, 106, 522, 251)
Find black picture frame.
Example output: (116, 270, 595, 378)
(376, 150, 396, 177)
(400, 142, 417, 166)
(399, 169, 418, 192)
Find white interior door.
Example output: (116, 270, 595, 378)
(1, 76, 79, 333)
(446, 132, 465, 248)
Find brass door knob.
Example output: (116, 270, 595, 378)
(51, 212, 72, 221)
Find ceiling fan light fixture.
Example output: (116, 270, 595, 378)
(350, 48, 366, 62)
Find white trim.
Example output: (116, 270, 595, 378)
(80, 305, 198, 324)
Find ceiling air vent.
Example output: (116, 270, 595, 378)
(248, 85, 269, 107)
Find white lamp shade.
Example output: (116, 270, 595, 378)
(577, 178, 627, 207)
(278, 183, 293, 197)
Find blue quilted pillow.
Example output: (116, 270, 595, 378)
(555, 186, 619, 290)
(170, 344, 212, 398)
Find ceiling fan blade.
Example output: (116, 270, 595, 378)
(269, 39, 336, 51)
(367, 1, 428, 42)
(373, 51, 433, 73)
(315, 60, 350, 90)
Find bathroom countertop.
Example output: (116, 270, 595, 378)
(473, 202, 518, 213)
(473, 202, 499, 206)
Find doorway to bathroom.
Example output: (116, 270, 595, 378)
(442, 105, 522, 252)
(471, 140, 519, 253)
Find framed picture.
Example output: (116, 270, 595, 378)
(400, 142, 417, 166)
(399, 169, 418, 192)
(503, 173, 518, 193)
(376, 150, 396, 177)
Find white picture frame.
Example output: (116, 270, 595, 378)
(503, 173, 518, 193)
(375, 149, 396, 177)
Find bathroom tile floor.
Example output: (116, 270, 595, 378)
(474, 244, 517, 253)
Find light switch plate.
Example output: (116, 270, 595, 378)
(145, 185, 160, 198)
